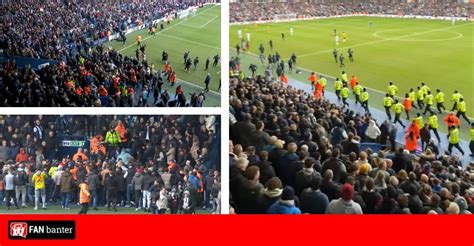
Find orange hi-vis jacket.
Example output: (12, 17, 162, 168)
(308, 74, 318, 85)
(405, 132, 418, 152)
(313, 83, 323, 100)
(90, 136, 106, 155)
(73, 149, 88, 161)
(115, 122, 127, 143)
(280, 75, 288, 85)
(403, 98, 412, 111)
(407, 123, 420, 140)
(444, 113, 461, 127)
(79, 183, 90, 204)
(164, 63, 171, 73)
(350, 76, 358, 89)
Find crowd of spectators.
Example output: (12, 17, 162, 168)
(229, 75, 474, 214)
(1, 0, 199, 59)
(0, 115, 221, 214)
(1, 47, 209, 107)
(230, 0, 471, 22)
(0, 0, 216, 107)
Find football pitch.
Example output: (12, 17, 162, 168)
(230, 17, 473, 116)
(109, 4, 221, 106)
(230, 17, 474, 114)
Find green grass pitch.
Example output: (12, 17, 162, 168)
(108, 4, 221, 107)
(230, 17, 473, 116)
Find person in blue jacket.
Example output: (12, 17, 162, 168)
(266, 186, 301, 214)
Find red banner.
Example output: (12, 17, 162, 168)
(0, 215, 473, 245)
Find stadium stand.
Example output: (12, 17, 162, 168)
(0, 0, 213, 107)
(229, 73, 474, 214)
(0, 115, 221, 214)
(230, 0, 471, 23)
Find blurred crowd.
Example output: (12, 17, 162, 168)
(1, 0, 202, 59)
(0, 115, 221, 214)
(0, 0, 216, 107)
(230, 0, 471, 22)
(229, 75, 473, 214)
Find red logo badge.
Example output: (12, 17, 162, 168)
(10, 222, 28, 238)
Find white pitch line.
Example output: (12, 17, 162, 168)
(158, 33, 219, 50)
(197, 15, 219, 28)
(116, 5, 221, 97)
(176, 78, 221, 95)
(296, 22, 472, 58)
(181, 15, 218, 29)
(117, 5, 219, 53)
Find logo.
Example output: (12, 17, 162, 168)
(8, 221, 75, 240)
(10, 222, 28, 238)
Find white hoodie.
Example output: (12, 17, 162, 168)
(365, 120, 381, 140)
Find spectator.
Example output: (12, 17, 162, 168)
(326, 183, 363, 214)
(299, 174, 328, 214)
(267, 186, 301, 214)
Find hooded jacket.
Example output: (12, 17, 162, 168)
(60, 171, 73, 193)
(365, 120, 381, 140)
(15, 148, 28, 163)
(267, 200, 301, 214)
(72, 149, 88, 161)
(131, 172, 144, 191)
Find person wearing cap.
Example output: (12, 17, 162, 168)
(325, 183, 363, 214)
(266, 186, 301, 214)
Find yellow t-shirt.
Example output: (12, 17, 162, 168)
(32, 172, 47, 190)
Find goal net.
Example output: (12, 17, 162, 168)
(273, 13, 297, 22)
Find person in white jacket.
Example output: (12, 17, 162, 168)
(156, 188, 168, 214)
(365, 120, 381, 142)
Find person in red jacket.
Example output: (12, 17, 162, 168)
(15, 148, 28, 163)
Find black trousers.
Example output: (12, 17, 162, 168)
(423, 104, 434, 115)
(361, 101, 370, 114)
(448, 143, 464, 155)
(436, 102, 445, 113)
(5, 190, 18, 208)
(393, 113, 405, 127)
(430, 127, 441, 142)
(342, 98, 349, 107)
(79, 203, 89, 214)
(385, 106, 392, 120)
(456, 111, 471, 124)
